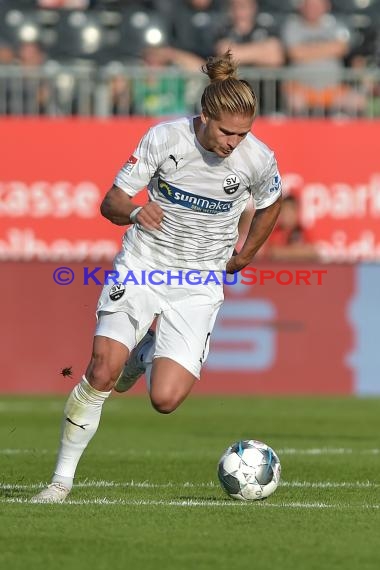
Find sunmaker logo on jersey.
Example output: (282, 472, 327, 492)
(158, 178, 232, 214)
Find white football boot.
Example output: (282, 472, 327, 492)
(114, 329, 155, 393)
(30, 482, 71, 503)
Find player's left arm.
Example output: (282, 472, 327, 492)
(226, 197, 282, 274)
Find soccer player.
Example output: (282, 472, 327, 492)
(31, 51, 282, 503)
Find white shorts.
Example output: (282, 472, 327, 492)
(95, 251, 224, 379)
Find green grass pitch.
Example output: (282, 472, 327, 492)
(0, 395, 379, 570)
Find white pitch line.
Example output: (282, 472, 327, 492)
(1, 447, 380, 457)
(0, 497, 379, 509)
(105, 448, 380, 457)
(0, 479, 379, 491)
(0, 449, 49, 455)
(280, 480, 380, 489)
(278, 448, 380, 455)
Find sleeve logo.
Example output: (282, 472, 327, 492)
(124, 154, 138, 175)
(269, 174, 282, 193)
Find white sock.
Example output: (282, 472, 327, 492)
(52, 376, 111, 490)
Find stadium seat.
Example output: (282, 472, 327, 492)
(0, 6, 62, 53)
(168, 4, 224, 60)
(257, 0, 298, 14)
(256, 10, 289, 31)
(1, 0, 36, 8)
(331, 0, 380, 15)
(118, 6, 169, 60)
(52, 9, 122, 63)
(0, 8, 43, 46)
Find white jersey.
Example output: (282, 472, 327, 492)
(114, 116, 282, 271)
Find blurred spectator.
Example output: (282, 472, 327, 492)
(282, 0, 366, 116)
(345, 23, 378, 69)
(107, 71, 131, 115)
(15, 41, 53, 115)
(130, 46, 187, 116)
(140, 45, 205, 73)
(346, 24, 380, 117)
(129, 46, 187, 116)
(214, 0, 284, 67)
(0, 41, 14, 65)
(169, 0, 221, 61)
(214, 0, 284, 115)
(261, 195, 320, 261)
(18, 40, 46, 67)
(119, 2, 218, 116)
(0, 41, 14, 115)
(145, 0, 220, 73)
(237, 195, 319, 260)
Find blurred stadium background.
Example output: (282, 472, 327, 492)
(1, 0, 380, 396)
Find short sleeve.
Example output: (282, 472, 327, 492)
(114, 127, 162, 197)
(252, 153, 282, 209)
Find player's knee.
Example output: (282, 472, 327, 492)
(150, 393, 180, 414)
(87, 355, 118, 391)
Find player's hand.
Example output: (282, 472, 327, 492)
(225, 253, 249, 274)
(136, 203, 164, 230)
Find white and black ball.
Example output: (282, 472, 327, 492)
(218, 439, 281, 501)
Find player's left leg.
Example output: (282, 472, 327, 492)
(148, 292, 222, 414)
(149, 357, 197, 414)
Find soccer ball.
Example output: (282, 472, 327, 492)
(217, 439, 281, 501)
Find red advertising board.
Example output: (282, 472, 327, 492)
(197, 263, 355, 394)
(1, 118, 380, 262)
(0, 118, 153, 261)
(0, 262, 354, 395)
(253, 120, 380, 262)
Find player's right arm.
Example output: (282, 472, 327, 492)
(100, 185, 163, 230)
(101, 126, 164, 229)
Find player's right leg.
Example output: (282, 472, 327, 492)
(30, 319, 130, 503)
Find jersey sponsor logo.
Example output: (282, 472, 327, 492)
(158, 178, 233, 214)
(124, 154, 138, 175)
(269, 174, 282, 193)
(223, 174, 240, 194)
